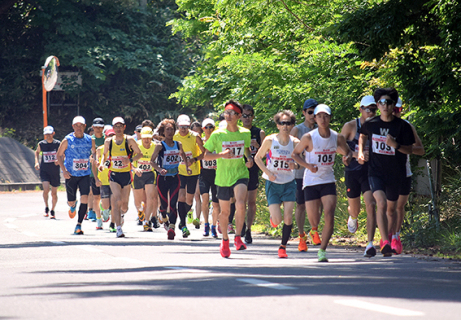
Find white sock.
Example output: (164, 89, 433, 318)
(117, 226, 122, 231)
(396, 231, 400, 237)
(392, 234, 397, 240)
(366, 241, 373, 248)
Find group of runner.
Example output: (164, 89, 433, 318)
(34, 87, 423, 261)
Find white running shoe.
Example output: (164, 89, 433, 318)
(116, 228, 125, 238)
(347, 216, 358, 234)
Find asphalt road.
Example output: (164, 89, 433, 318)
(1, 191, 460, 320)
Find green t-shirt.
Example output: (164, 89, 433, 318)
(90, 134, 105, 177)
(204, 126, 251, 187)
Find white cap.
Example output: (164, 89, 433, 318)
(177, 114, 191, 126)
(43, 126, 54, 135)
(396, 98, 402, 107)
(202, 118, 215, 128)
(314, 104, 331, 115)
(218, 120, 227, 129)
(140, 127, 153, 138)
(104, 125, 113, 133)
(72, 116, 86, 125)
(360, 95, 376, 107)
(112, 117, 125, 125)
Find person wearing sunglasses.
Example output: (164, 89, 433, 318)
(358, 88, 415, 257)
(340, 95, 378, 257)
(255, 110, 299, 258)
(390, 98, 425, 254)
(204, 100, 254, 258)
(290, 98, 318, 252)
(292, 104, 353, 262)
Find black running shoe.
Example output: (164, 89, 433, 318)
(151, 216, 160, 229)
(245, 229, 252, 244)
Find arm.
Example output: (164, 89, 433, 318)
(98, 139, 111, 172)
(358, 133, 368, 164)
(150, 144, 167, 176)
(290, 126, 299, 138)
(337, 134, 353, 166)
(244, 145, 254, 169)
(178, 141, 192, 175)
(291, 134, 318, 173)
(340, 121, 358, 159)
(386, 135, 413, 155)
(188, 136, 205, 166)
(93, 148, 102, 187)
(34, 144, 41, 170)
(56, 139, 70, 179)
(410, 124, 425, 156)
(126, 137, 142, 164)
(255, 136, 275, 181)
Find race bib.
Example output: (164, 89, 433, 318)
(222, 140, 245, 159)
(43, 151, 57, 163)
(164, 150, 180, 166)
(111, 156, 128, 169)
(137, 160, 152, 172)
(271, 155, 292, 171)
(315, 149, 336, 166)
(372, 134, 395, 156)
(73, 159, 89, 171)
(250, 139, 258, 155)
(179, 151, 193, 165)
(202, 159, 217, 170)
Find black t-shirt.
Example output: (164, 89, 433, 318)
(360, 116, 415, 180)
(39, 139, 61, 174)
(249, 126, 262, 175)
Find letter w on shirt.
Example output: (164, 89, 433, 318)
(380, 128, 389, 136)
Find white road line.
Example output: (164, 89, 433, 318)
(22, 231, 38, 237)
(50, 241, 66, 245)
(115, 257, 147, 264)
(5, 223, 18, 229)
(75, 245, 103, 253)
(236, 278, 297, 290)
(334, 299, 424, 316)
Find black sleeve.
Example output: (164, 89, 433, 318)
(400, 121, 415, 146)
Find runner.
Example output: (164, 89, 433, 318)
(34, 125, 61, 219)
(89, 117, 105, 228)
(133, 127, 159, 232)
(100, 117, 142, 238)
(358, 88, 415, 256)
(292, 104, 353, 262)
(255, 110, 299, 258)
(390, 98, 425, 254)
(173, 115, 205, 238)
(86, 126, 95, 221)
(204, 100, 253, 258)
(150, 119, 191, 240)
(190, 121, 204, 229)
(240, 104, 265, 243)
(199, 118, 220, 237)
(340, 96, 378, 257)
(56, 116, 96, 234)
(290, 98, 318, 251)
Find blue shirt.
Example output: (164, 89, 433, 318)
(64, 133, 92, 176)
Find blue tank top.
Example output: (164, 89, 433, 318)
(158, 141, 180, 176)
(64, 133, 93, 176)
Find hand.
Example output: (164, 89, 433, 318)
(269, 172, 276, 182)
(288, 161, 296, 170)
(121, 157, 130, 165)
(98, 164, 104, 172)
(186, 168, 192, 175)
(251, 140, 260, 149)
(342, 152, 352, 166)
(135, 168, 142, 177)
(159, 168, 167, 176)
(95, 179, 102, 187)
(34, 163, 39, 170)
(386, 134, 397, 148)
(308, 164, 318, 173)
(221, 148, 233, 159)
(363, 150, 369, 162)
(245, 157, 254, 168)
(186, 158, 194, 166)
(54, 160, 59, 166)
(63, 170, 71, 179)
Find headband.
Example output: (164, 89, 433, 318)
(225, 103, 242, 114)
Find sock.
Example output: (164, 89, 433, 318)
(367, 241, 373, 248)
(117, 225, 122, 231)
(392, 235, 397, 240)
(110, 222, 115, 228)
(282, 224, 292, 246)
(228, 202, 235, 223)
(178, 202, 187, 226)
(312, 227, 318, 231)
(97, 217, 101, 220)
(77, 203, 88, 224)
(396, 231, 400, 237)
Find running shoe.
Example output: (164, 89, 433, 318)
(187, 212, 193, 224)
(309, 229, 321, 245)
(234, 236, 247, 250)
(102, 209, 110, 222)
(203, 223, 210, 237)
(96, 218, 103, 230)
(270, 217, 278, 228)
(143, 223, 153, 232)
(44, 207, 49, 217)
(245, 229, 252, 244)
(381, 240, 393, 257)
(395, 236, 403, 254)
(227, 224, 235, 234)
(391, 237, 402, 255)
(217, 221, 222, 234)
(109, 223, 116, 233)
(220, 239, 231, 258)
(298, 233, 308, 252)
(178, 222, 185, 231)
(347, 216, 358, 234)
(88, 210, 96, 222)
(380, 233, 393, 248)
(68, 202, 78, 219)
(74, 224, 84, 235)
(161, 216, 169, 224)
(138, 210, 145, 222)
(364, 244, 377, 257)
(193, 218, 200, 229)
(151, 216, 160, 229)
(164, 222, 170, 231)
(211, 225, 218, 238)
(168, 224, 175, 240)
(50, 210, 56, 220)
(116, 228, 125, 238)
(318, 249, 328, 262)
(278, 246, 288, 258)
(182, 226, 190, 238)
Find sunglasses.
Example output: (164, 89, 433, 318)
(242, 113, 253, 118)
(224, 110, 238, 116)
(361, 106, 377, 113)
(178, 125, 189, 129)
(393, 107, 402, 113)
(277, 121, 294, 126)
(304, 110, 314, 115)
(204, 125, 215, 129)
(377, 98, 395, 106)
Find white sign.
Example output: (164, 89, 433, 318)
(53, 72, 82, 91)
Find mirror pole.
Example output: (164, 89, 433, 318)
(42, 67, 48, 128)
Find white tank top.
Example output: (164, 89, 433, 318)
(262, 135, 296, 184)
(303, 128, 338, 188)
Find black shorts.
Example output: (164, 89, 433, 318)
(217, 178, 249, 201)
(399, 176, 412, 196)
(40, 167, 60, 187)
(65, 175, 90, 202)
(109, 171, 132, 188)
(368, 175, 400, 202)
(100, 185, 112, 199)
(133, 171, 157, 189)
(199, 170, 218, 203)
(303, 182, 336, 202)
(345, 169, 370, 198)
(179, 174, 199, 194)
(90, 177, 101, 196)
(248, 166, 260, 191)
(295, 178, 305, 205)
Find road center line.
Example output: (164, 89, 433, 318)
(236, 278, 297, 290)
(50, 241, 66, 245)
(164, 267, 209, 273)
(334, 299, 424, 316)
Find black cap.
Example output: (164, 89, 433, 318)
(92, 117, 104, 127)
(135, 125, 142, 132)
(303, 98, 318, 110)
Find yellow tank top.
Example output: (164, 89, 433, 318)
(134, 140, 156, 173)
(109, 135, 131, 173)
(97, 145, 110, 185)
(173, 130, 201, 176)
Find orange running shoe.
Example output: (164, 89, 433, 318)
(309, 229, 321, 245)
(298, 233, 308, 252)
(68, 202, 77, 219)
(278, 246, 288, 258)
